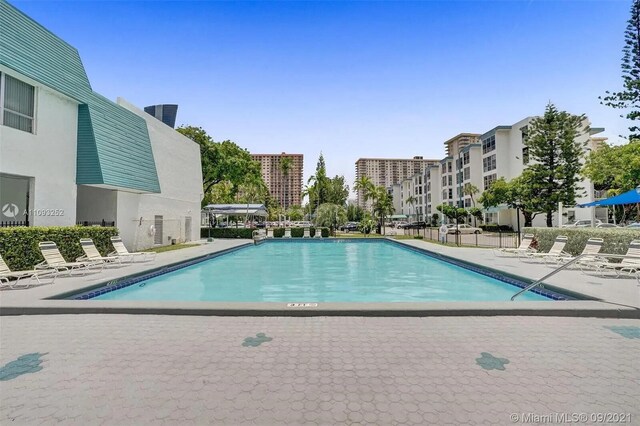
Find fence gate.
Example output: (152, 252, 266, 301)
(185, 216, 192, 242)
(154, 215, 163, 245)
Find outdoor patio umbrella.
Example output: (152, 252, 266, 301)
(578, 186, 640, 207)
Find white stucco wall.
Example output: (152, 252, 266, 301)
(115, 98, 203, 250)
(0, 66, 78, 226)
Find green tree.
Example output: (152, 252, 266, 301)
(314, 203, 347, 236)
(278, 156, 293, 210)
(346, 204, 364, 222)
(478, 173, 541, 227)
(326, 175, 350, 206)
(601, 0, 640, 138)
(358, 217, 376, 236)
(467, 207, 483, 226)
(525, 103, 587, 227)
(237, 176, 268, 225)
(436, 204, 468, 224)
(583, 141, 640, 193)
(176, 126, 264, 207)
(353, 176, 375, 211)
(287, 205, 304, 221)
(429, 213, 440, 227)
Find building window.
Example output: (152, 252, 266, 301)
(464, 199, 471, 207)
(483, 154, 496, 172)
(427, 194, 431, 202)
(483, 174, 497, 190)
(463, 167, 470, 180)
(442, 176, 446, 186)
(441, 163, 446, 173)
(448, 189, 453, 199)
(448, 175, 452, 186)
(482, 135, 496, 154)
(522, 147, 529, 165)
(463, 151, 470, 165)
(447, 162, 452, 173)
(1, 73, 35, 133)
(442, 190, 447, 200)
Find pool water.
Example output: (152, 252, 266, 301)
(93, 241, 548, 302)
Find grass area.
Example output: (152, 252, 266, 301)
(147, 243, 200, 253)
(334, 232, 385, 238)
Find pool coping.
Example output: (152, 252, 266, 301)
(1, 238, 638, 319)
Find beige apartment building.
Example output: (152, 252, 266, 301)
(355, 156, 439, 209)
(251, 153, 303, 208)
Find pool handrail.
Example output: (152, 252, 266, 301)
(511, 252, 640, 301)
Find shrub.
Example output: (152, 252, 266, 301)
(413, 235, 424, 239)
(0, 226, 119, 271)
(200, 227, 330, 239)
(200, 228, 254, 239)
(523, 227, 640, 256)
(480, 224, 514, 232)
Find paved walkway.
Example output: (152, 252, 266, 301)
(1, 315, 638, 425)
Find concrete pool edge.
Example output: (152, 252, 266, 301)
(1, 300, 638, 319)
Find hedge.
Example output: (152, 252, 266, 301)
(480, 224, 514, 232)
(200, 227, 330, 239)
(0, 226, 119, 271)
(523, 227, 640, 256)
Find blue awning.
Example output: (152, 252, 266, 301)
(578, 186, 640, 207)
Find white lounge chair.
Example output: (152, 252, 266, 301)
(0, 254, 56, 289)
(109, 236, 156, 262)
(314, 228, 322, 239)
(582, 240, 640, 277)
(519, 235, 569, 262)
(493, 234, 536, 256)
(303, 228, 311, 238)
(266, 229, 274, 238)
(36, 241, 103, 275)
(77, 238, 132, 265)
(283, 228, 292, 239)
(549, 237, 604, 266)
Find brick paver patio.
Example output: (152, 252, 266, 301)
(1, 315, 638, 425)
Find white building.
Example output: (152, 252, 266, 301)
(0, 2, 203, 249)
(395, 120, 606, 229)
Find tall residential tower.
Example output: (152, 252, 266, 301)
(251, 153, 303, 208)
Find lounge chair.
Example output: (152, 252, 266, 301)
(0, 254, 56, 289)
(548, 237, 604, 266)
(493, 234, 536, 256)
(303, 228, 311, 238)
(283, 228, 292, 239)
(36, 241, 103, 275)
(77, 238, 132, 265)
(519, 235, 569, 262)
(266, 229, 274, 238)
(581, 240, 640, 277)
(109, 236, 156, 262)
(314, 228, 322, 239)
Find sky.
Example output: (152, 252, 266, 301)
(12, 0, 631, 196)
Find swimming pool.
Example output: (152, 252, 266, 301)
(82, 240, 557, 302)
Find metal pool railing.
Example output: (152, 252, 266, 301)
(511, 253, 640, 301)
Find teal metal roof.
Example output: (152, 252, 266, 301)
(0, 0, 160, 193)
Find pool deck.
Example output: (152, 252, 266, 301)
(0, 238, 638, 318)
(1, 315, 638, 424)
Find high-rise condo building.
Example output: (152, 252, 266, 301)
(251, 153, 303, 208)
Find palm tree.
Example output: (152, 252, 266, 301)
(463, 183, 480, 207)
(314, 203, 347, 236)
(279, 156, 293, 210)
(463, 183, 480, 226)
(405, 195, 418, 221)
(371, 186, 393, 234)
(353, 176, 375, 211)
(301, 184, 317, 220)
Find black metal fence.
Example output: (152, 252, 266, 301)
(404, 227, 520, 249)
(0, 220, 28, 227)
(76, 220, 116, 227)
